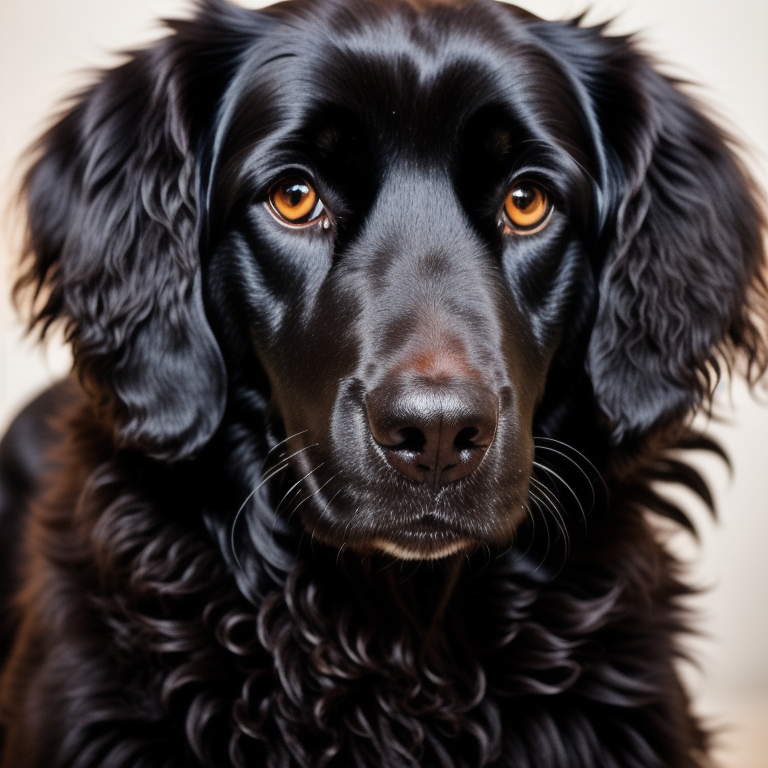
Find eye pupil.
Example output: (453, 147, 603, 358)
(282, 182, 310, 208)
(511, 186, 538, 211)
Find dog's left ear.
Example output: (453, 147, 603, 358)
(15, 3, 268, 460)
(531, 21, 768, 443)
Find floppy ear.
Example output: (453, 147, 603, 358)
(15, 2, 265, 460)
(532, 21, 768, 443)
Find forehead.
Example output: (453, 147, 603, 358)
(221, 0, 591, 171)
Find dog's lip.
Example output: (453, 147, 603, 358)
(369, 534, 475, 561)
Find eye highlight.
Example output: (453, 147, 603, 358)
(502, 180, 552, 234)
(268, 177, 326, 227)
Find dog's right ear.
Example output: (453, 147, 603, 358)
(526, 17, 768, 445)
(15, 1, 271, 461)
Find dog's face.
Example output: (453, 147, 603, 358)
(21, 0, 765, 565)
(204, 0, 597, 559)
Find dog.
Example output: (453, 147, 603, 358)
(0, 0, 765, 765)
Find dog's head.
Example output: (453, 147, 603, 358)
(18, 0, 767, 561)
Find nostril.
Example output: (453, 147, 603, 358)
(392, 426, 427, 453)
(454, 426, 480, 452)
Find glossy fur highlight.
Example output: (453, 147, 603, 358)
(0, 0, 766, 766)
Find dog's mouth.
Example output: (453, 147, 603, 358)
(278, 443, 527, 559)
(353, 511, 482, 560)
(268, 378, 533, 560)
(369, 535, 475, 560)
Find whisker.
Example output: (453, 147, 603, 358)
(305, 488, 343, 558)
(287, 472, 341, 522)
(529, 483, 570, 556)
(230, 442, 319, 570)
(263, 429, 308, 464)
(533, 437, 607, 494)
(527, 487, 554, 558)
(262, 443, 319, 485)
(274, 461, 326, 517)
(534, 446, 596, 502)
(539, 489, 571, 556)
(230, 465, 288, 572)
(527, 490, 573, 575)
(532, 461, 589, 529)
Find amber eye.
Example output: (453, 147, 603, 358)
(503, 181, 552, 233)
(268, 177, 324, 225)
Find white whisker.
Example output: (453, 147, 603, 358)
(230, 440, 319, 570)
(532, 461, 589, 529)
(286, 472, 341, 522)
(264, 429, 308, 463)
(274, 461, 326, 516)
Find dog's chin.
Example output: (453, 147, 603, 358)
(369, 537, 476, 561)
(302, 514, 481, 560)
(296, 490, 527, 562)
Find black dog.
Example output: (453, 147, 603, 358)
(0, 0, 765, 765)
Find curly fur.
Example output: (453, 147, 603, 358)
(0, 0, 766, 766)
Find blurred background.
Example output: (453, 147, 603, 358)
(0, 1, 766, 765)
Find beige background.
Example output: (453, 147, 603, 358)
(0, 1, 766, 765)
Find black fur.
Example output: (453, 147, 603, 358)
(0, 0, 766, 765)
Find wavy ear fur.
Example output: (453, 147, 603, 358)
(15, 1, 267, 460)
(530, 20, 768, 443)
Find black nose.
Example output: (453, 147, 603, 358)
(366, 380, 497, 488)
